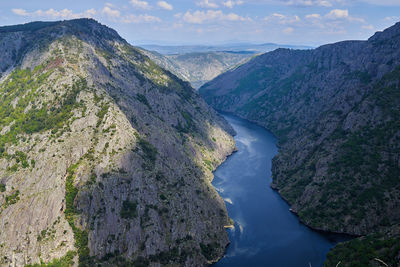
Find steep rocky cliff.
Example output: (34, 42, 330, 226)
(0, 19, 235, 266)
(200, 22, 400, 266)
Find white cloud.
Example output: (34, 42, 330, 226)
(325, 9, 348, 19)
(101, 4, 160, 23)
(225, 12, 246, 21)
(12, 8, 29, 16)
(130, 0, 151, 10)
(196, 0, 219, 9)
(361, 24, 374, 30)
(325, 9, 365, 23)
(384, 16, 400, 22)
(12, 8, 96, 19)
(183, 10, 215, 23)
(173, 23, 183, 28)
(223, 0, 244, 8)
(305, 13, 322, 19)
(284, 0, 332, 7)
(102, 6, 120, 18)
(264, 13, 301, 25)
(260, 9, 371, 38)
(157, 1, 173, 10)
(283, 27, 294, 34)
(121, 14, 161, 23)
(182, 10, 247, 24)
(271, 13, 285, 19)
(85, 9, 97, 17)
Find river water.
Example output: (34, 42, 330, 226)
(212, 114, 338, 267)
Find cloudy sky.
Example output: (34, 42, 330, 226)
(0, 0, 399, 46)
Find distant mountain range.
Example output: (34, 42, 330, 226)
(139, 43, 314, 55)
(140, 49, 254, 89)
(138, 43, 312, 89)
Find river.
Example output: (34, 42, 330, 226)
(212, 114, 339, 267)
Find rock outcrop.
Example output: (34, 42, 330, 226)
(0, 19, 235, 266)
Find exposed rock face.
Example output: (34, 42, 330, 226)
(200, 22, 400, 265)
(141, 49, 253, 89)
(0, 19, 235, 266)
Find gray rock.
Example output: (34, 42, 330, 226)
(0, 19, 235, 266)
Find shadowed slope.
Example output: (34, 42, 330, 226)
(200, 22, 400, 266)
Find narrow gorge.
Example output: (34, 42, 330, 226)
(0, 15, 399, 267)
(200, 22, 400, 266)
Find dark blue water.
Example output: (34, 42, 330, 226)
(212, 114, 337, 267)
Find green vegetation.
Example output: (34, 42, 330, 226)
(175, 110, 195, 134)
(233, 67, 275, 95)
(0, 67, 87, 157)
(199, 242, 220, 261)
(132, 256, 149, 267)
(136, 94, 152, 111)
(95, 48, 113, 67)
(65, 164, 79, 216)
(203, 159, 214, 171)
(122, 44, 194, 99)
(2, 190, 20, 209)
(64, 163, 91, 266)
(224, 65, 400, 233)
(96, 103, 109, 127)
(0, 183, 5, 192)
(234, 68, 304, 115)
(324, 233, 400, 267)
(37, 229, 48, 242)
(0, 21, 57, 33)
(148, 247, 180, 264)
(6, 151, 31, 171)
(345, 71, 372, 84)
(235, 69, 305, 145)
(120, 200, 138, 219)
(25, 251, 76, 267)
(315, 67, 400, 227)
(137, 137, 158, 169)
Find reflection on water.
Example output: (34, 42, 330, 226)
(212, 114, 338, 267)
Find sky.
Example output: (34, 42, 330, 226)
(0, 0, 399, 46)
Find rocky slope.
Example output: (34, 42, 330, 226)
(141, 50, 253, 89)
(0, 19, 236, 266)
(200, 22, 400, 266)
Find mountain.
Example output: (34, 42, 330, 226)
(139, 43, 313, 55)
(200, 22, 400, 266)
(141, 49, 254, 89)
(0, 19, 236, 266)
(138, 43, 313, 89)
